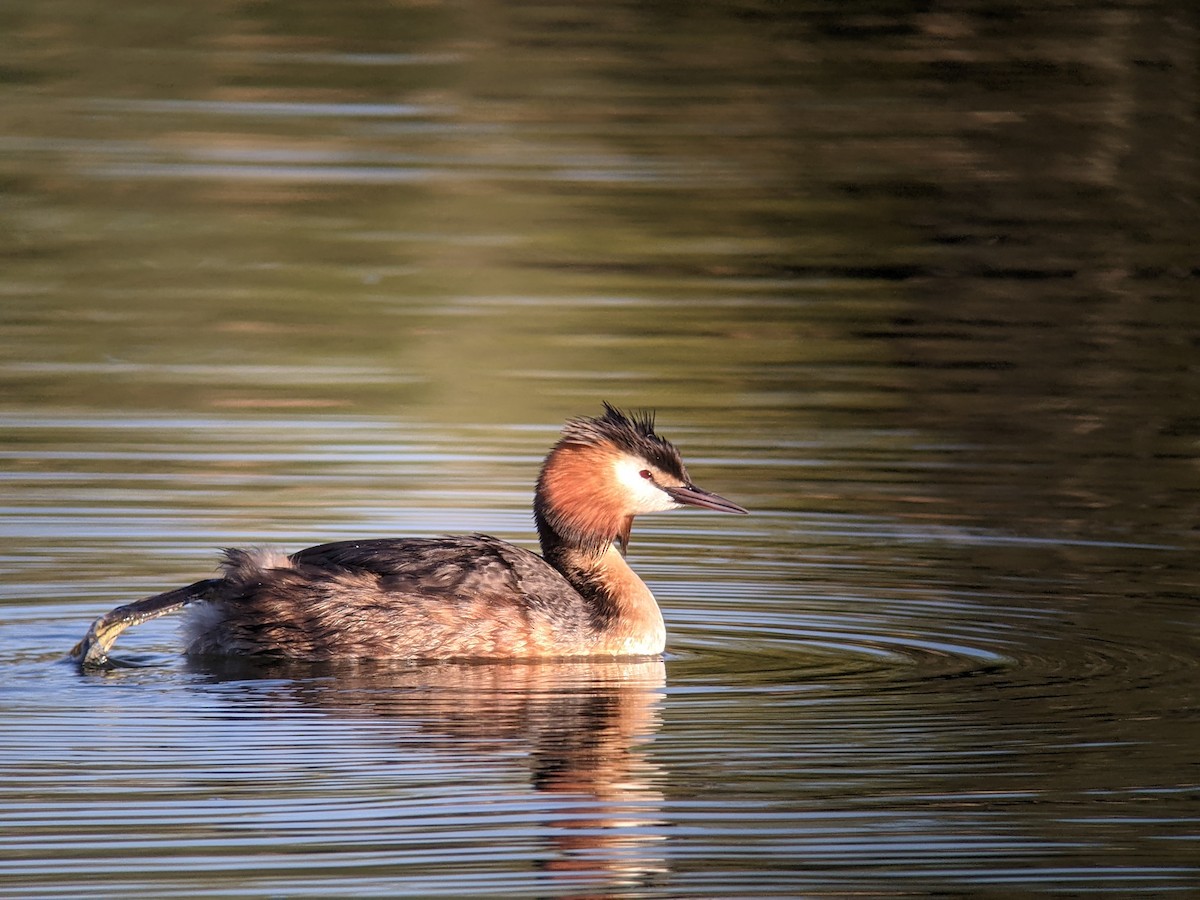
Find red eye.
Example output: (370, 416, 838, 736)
(639, 470, 653, 480)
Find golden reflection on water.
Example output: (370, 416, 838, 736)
(191, 656, 669, 889)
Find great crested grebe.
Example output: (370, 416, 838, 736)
(71, 405, 747, 667)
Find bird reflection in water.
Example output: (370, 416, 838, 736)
(189, 656, 669, 891)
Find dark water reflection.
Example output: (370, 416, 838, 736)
(2, 0, 1200, 895)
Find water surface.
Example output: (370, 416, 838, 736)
(2, 1, 1199, 896)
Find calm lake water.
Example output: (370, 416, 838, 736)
(2, 1, 1199, 896)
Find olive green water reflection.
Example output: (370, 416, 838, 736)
(2, 1, 1199, 896)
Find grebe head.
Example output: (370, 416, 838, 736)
(535, 404, 748, 556)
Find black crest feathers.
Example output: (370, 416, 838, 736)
(558, 403, 687, 479)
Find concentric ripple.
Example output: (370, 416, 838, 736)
(3, 411, 1198, 896)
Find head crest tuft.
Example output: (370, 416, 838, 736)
(558, 403, 686, 479)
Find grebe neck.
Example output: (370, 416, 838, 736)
(534, 504, 615, 595)
(535, 509, 665, 655)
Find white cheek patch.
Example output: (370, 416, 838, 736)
(613, 457, 680, 514)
